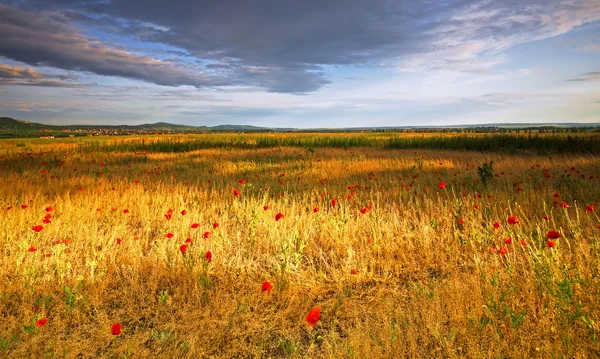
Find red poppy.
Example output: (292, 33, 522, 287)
(165, 213, 172, 220)
(499, 248, 508, 255)
(493, 222, 500, 229)
(238, 179, 246, 184)
(553, 193, 560, 198)
(185, 237, 193, 243)
(123, 209, 129, 214)
(233, 189, 241, 196)
(191, 223, 200, 229)
(438, 182, 446, 189)
(306, 307, 321, 327)
(263, 205, 269, 210)
(458, 218, 465, 224)
(275, 213, 284, 221)
(586, 205, 595, 213)
(166, 233, 174, 239)
(520, 240, 527, 246)
(543, 216, 552, 221)
(360, 207, 368, 214)
(111, 323, 122, 335)
(45, 206, 53, 212)
(32, 225, 43, 232)
(261, 281, 273, 292)
(350, 269, 358, 275)
(203, 231, 211, 239)
(547, 240, 555, 248)
(43, 218, 51, 224)
(331, 199, 338, 207)
(181, 210, 187, 216)
(205, 251, 212, 262)
(180, 244, 188, 254)
(507, 216, 519, 225)
(36, 318, 48, 327)
(546, 230, 561, 239)
(28, 246, 37, 252)
(313, 207, 319, 213)
(504, 237, 512, 244)
(21, 204, 28, 209)
(559, 202, 570, 208)
(213, 222, 219, 229)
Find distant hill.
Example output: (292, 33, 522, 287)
(1, 116, 599, 139)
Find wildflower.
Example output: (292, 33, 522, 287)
(111, 323, 122, 335)
(275, 213, 284, 221)
(546, 230, 561, 239)
(213, 222, 219, 228)
(263, 205, 269, 210)
(350, 269, 358, 275)
(32, 225, 43, 232)
(205, 251, 212, 262)
(499, 248, 508, 255)
(586, 205, 595, 213)
(493, 222, 500, 229)
(547, 240, 555, 248)
(306, 307, 321, 327)
(313, 207, 319, 213)
(507, 216, 519, 225)
(238, 179, 246, 184)
(504, 237, 512, 245)
(331, 199, 338, 207)
(36, 318, 48, 327)
(181, 210, 187, 216)
(438, 182, 446, 189)
(233, 189, 241, 196)
(28, 246, 37, 252)
(179, 244, 188, 254)
(166, 233, 174, 239)
(191, 223, 200, 229)
(261, 281, 273, 292)
(203, 232, 211, 239)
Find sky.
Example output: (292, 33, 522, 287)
(0, 0, 599, 128)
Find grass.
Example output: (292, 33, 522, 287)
(0, 134, 599, 358)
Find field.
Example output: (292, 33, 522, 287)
(1, 133, 600, 358)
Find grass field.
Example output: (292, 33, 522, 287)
(1, 133, 600, 358)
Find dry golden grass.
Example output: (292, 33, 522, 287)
(1, 137, 599, 358)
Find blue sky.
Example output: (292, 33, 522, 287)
(0, 0, 599, 128)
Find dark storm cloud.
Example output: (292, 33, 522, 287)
(1, 0, 599, 92)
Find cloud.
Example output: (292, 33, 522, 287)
(0, 5, 227, 89)
(0, 61, 80, 87)
(2, 0, 600, 93)
(567, 70, 600, 82)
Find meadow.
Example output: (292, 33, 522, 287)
(1, 133, 600, 358)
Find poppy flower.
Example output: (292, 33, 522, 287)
(499, 248, 508, 255)
(438, 182, 446, 189)
(45, 207, 53, 212)
(546, 230, 561, 239)
(116, 238, 122, 244)
(123, 209, 129, 214)
(275, 213, 284, 221)
(586, 205, 595, 213)
(179, 244, 188, 254)
(331, 199, 338, 207)
(504, 237, 512, 245)
(559, 202, 570, 208)
(191, 223, 200, 229)
(233, 189, 241, 196)
(28, 246, 37, 252)
(507, 216, 519, 225)
(203, 231, 211, 239)
(32, 225, 43, 232)
(213, 222, 219, 229)
(306, 307, 321, 327)
(111, 323, 122, 335)
(36, 318, 48, 327)
(313, 207, 319, 213)
(547, 240, 555, 248)
(43, 218, 51, 224)
(181, 210, 187, 216)
(263, 205, 269, 210)
(165, 213, 172, 220)
(360, 207, 368, 214)
(261, 281, 273, 292)
(493, 222, 500, 229)
(205, 251, 212, 262)
(21, 204, 28, 209)
(165, 233, 174, 239)
(238, 179, 246, 184)
(543, 216, 552, 221)
(185, 237, 193, 243)
(553, 193, 560, 198)
(520, 240, 527, 246)
(350, 269, 358, 275)
(458, 218, 465, 224)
